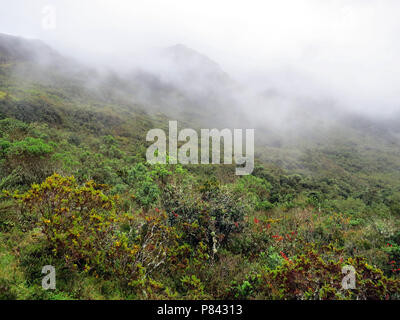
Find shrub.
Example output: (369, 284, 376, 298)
(233, 175, 272, 211)
(126, 163, 160, 209)
(162, 178, 245, 252)
(1, 137, 54, 187)
(9, 174, 175, 288)
(249, 246, 400, 300)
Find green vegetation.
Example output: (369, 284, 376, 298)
(1, 34, 400, 300)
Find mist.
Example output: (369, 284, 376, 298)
(1, 0, 400, 129)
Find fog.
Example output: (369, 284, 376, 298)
(1, 0, 400, 123)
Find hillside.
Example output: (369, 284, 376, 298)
(1, 33, 400, 300)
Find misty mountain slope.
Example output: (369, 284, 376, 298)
(1, 32, 400, 191)
(0, 33, 247, 129)
(2, 33, 400, 301)
(97, 43, 247, 127)
(0, 33, 172, 139)
(0, 33, 61, 63)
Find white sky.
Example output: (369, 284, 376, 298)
(1, 0, 400, 115)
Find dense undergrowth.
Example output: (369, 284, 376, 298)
(1, 116, 400, 299)
(2, 35, 400, 299)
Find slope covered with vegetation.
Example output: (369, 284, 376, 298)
(1, 33, 400, 300)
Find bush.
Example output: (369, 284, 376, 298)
(162, 178, 245, 252)
(9, 174, 175, 287)
(127, 163, 160, 209)
(233, 175, 272, 211)
(243, 246, 400, 300)
(0, 137, 54, 187)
